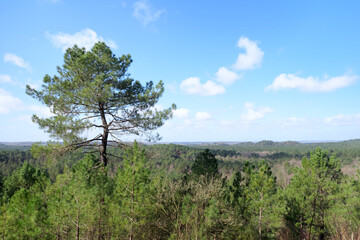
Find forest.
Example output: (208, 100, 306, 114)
(1, 140, 360, 239)
(1, 42, 360, 240)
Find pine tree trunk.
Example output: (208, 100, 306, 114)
(99, 103, 108, 166)
(100, 130, 108, 166)
(98, 105, 108, 240)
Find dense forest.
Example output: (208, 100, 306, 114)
(1, 140, 360, 239)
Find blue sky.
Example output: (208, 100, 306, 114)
(1, 0, 360, 142)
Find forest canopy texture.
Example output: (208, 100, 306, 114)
(1, 144, 360, 239)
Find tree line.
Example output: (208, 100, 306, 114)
(0, 145, 360, 239)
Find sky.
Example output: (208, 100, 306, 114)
(1, 0, 360, 142)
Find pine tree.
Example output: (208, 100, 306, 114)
(47, 154, 110, 239)
(190, 149, 219, 181)
(243, 161, 278, 240)
(26, 42, 175, 166)
(284, 148, 342, 240)
(0, 163, 50, 239)
(111, 142, 155, 239)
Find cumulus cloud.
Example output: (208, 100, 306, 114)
(0, 74, 12, 83)
(133, 0, 165, 26)
(325, 113, 360, 126)
(180, 77, 225, 96)
(233, 37, 264, 71)
(4, 53, 31, 71)
(195, 112, 211, 121)
(173, 108, 189, 119)
(19, 105, 54, 124)
(28, 105, 53, 118)
(215, 67, 239, 85)
(241, 102, 273, 122)
(282, 117, 308, 127)
(0, 88, 23, 114)
(266, 73, 357, 92)
(46, 28, 117, 52)
(180, 37, 263, 96)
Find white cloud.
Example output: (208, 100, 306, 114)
(195, 112, 211, 121)
(241, 102, 273, 122)
(4, 53, 31, 71)
(173, 108, 189, 119)
(46, 28, 118, 52)
(325, 113, 360, 126)
(215, 67, 239, 85)
(181, 37, 262, 96)
(133, 0, 165, 26)
(0, 74, 12, 83)
(28, 105, 53, 118)
(266, 73, 357, 92)
(180, 77, 225, 96)
(17, 114, 33, 124)
(0, 88, 23, 114)
(282, 117, 308, 127)
(233, 37, 264, 71)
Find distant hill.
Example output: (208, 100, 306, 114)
(0, 142, 42, 146)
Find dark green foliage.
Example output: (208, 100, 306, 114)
(142, 143, 201, 178)
(225, 170, 243, 207)
(191, 149, 219, 180)
(1, 143, 360, 239)
(0, 149, 34, 177)
(2, 162, 48, 202)
(0, 163, 50, 239)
